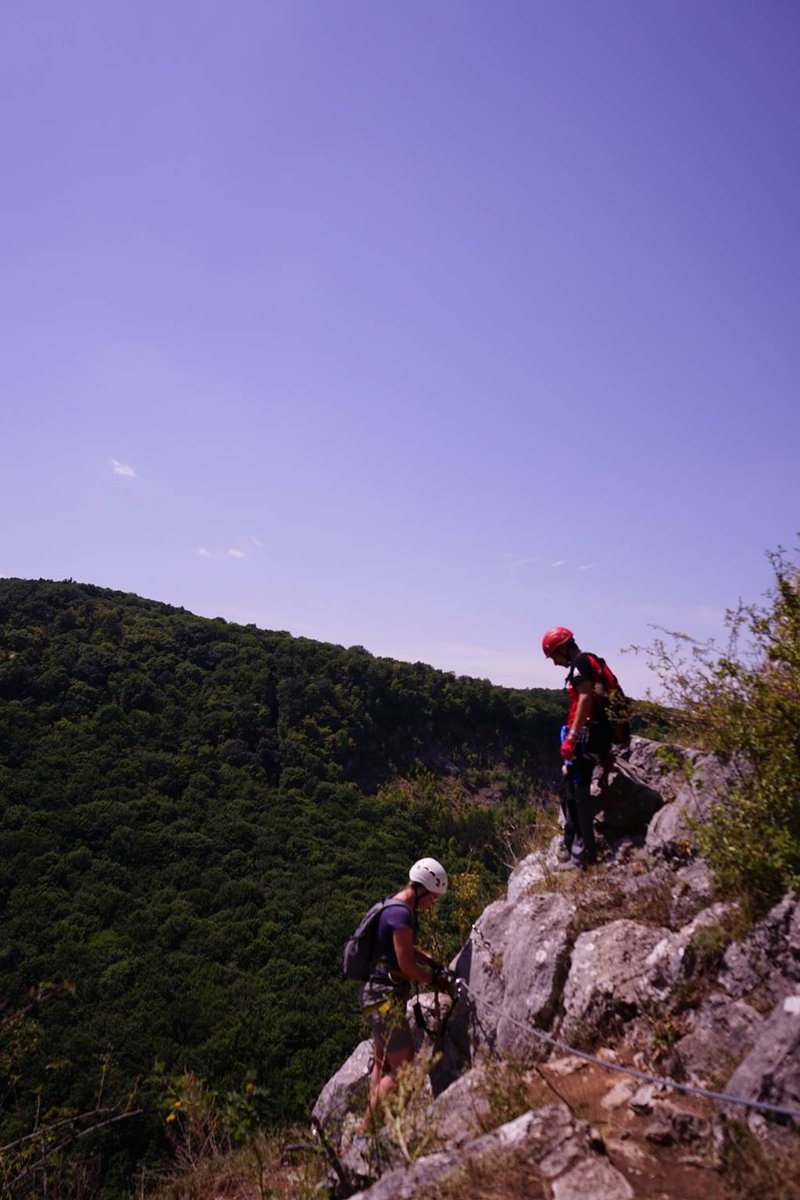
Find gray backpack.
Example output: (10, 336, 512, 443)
(341, 898, 407, 981)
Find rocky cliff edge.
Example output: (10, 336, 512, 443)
(314, 737, 800, 1200)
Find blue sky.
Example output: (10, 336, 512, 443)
(2, 1, 798, 696)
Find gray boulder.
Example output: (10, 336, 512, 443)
(637, 903, 735, 1009)
(674, 991, 762, 1084)
(644, 1100, 711, 1147)
(507, 838, 562, 903)
(441, 892, 573, 1070)
(669, 859, 715, 926)
(644, 780, 712, 860)
(350, 1103, 633, 1200)
(312, 1038, 372, 1138)
(599, 759, 663, 834)
(425, 1062, 495, 1147)
(616, 736, 743, 861)
(724, 992, 800, 1127)
(617, 737, 692, 802)
(620, 736, 742, 804)
(720, 893, 800, 1009)
(550, 1155, 634, 1200)
(444, 897, 515, 1065)
(444, 893, 576, 1066)
(496, 893, 577, 1058)
(560, 920, 667, 1043)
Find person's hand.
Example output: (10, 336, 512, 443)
(560, 732, 577, 760)
(431, 967, 452, 994)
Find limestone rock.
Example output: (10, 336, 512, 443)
(724, 992, 800, 1126)
(496, 892, 577, 1058)
(443, 892, 575, 1067)
(312, 1038, 371, 1138)
(312, 731, 798, 1188)
(599, 760, 663, 835)
(551, 1155, 634, 1200)
(621, 736, 742, 806)
(644, 781, 709, 860)
(629, 1084, 657, 1115)
(507, 838, 562, 903)
(720, 894, 800, 1009)
(600, 1077, 637, 1110)
(669, 860, 715, 926)
(336, 1113, 376, 1190)
(560, 920, 667, 1043)
(440, 897, 515, 1079)
(350, 1103, 632, 1200)
(425, 1062, 494, 1147)
(618, 737, 743, 861)
(673, 991, 762, 1084)
(453, 897, 514, 1039)
(637, 902, 734, 1008)
(645, 1100, 711, 1147)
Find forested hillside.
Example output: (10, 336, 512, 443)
(0, 578, 565, 1191)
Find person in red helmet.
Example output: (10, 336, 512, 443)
(542, 627, 618, 867)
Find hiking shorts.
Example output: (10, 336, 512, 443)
(362, 992, 413, 1057)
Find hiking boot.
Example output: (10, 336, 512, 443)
(556, 855, 585, 872)
(558, 849, 599, 871)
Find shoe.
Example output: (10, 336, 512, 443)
(556, 856, 585, 872)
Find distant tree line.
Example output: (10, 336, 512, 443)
(0, 578, 566, 1193)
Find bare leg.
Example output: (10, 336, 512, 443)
(364, 1038, 415, 1128)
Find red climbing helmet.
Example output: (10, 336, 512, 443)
(541, 626, 574, 659)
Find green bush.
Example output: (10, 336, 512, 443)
(636, 546, 800, 912)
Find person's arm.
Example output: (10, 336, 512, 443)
(569, 684, 593, 737)
(414, 948, 440, 967)
(393, 927, 443, 985)
(561, 682, 593, 758)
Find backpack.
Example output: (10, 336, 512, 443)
(341, 898, 408, 981)
(585, 654, 632, 747)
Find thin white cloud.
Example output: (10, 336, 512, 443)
(577, 563, 595, 572)
(504, 553, 540, 568)
(551, 559, 565, 568)
(111, 458, 137, 478)
(195, 544, 251, 561)
(247, 535, 267, 551)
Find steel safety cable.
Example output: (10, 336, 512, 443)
(453, 978, 800, 1122)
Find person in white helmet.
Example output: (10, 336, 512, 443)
(359, 857, 450, 1121)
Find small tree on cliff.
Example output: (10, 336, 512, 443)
(636, 545, 800, 913)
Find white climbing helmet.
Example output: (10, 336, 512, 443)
(409, 857, 448, 896)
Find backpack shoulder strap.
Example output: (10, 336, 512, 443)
(584, 652, 606, 688)
(381, 898, 416, 936)
(585, 653, 620, 694)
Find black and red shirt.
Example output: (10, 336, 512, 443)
(565, 652, 608, 727)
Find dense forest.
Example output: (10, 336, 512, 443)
(0, 578, 567, 1192)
